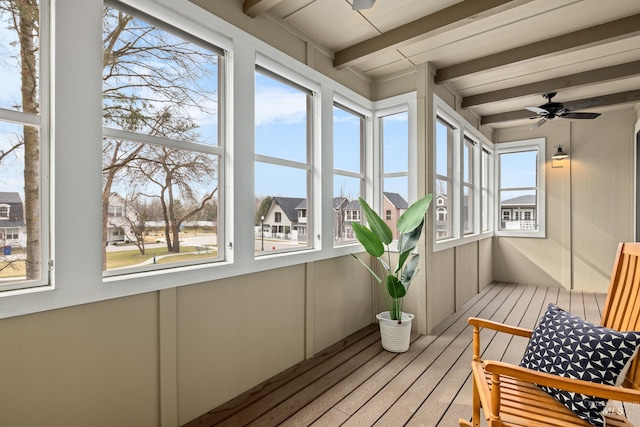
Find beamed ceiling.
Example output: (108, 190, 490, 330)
(241, 0, 640, 129)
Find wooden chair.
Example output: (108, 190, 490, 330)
(459, 242, 640, 427)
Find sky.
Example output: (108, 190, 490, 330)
(0, 16, 28, 201)
(254, 72, 410, 203)
(435, 120, 537, 202)
(0, 8, 411, 208)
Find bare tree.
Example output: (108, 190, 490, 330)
(0, 0, 40, 280)
(101, 5, 219, 266)
(4, 3, 220, 274)
(120, 194, 148, 255)
(129, 145, 217, 253)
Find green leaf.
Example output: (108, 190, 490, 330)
(350, 253, 382, 283)
(352, 222, 384, 257)
(386, 275, 407, 299)
(358, 197, 392, 245)
(395, 219, 424, 274)
(397, 194, 432, 234)
(401, 254, 420, 289)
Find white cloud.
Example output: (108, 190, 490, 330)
(255, 85, 306, 127)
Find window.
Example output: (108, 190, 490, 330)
(333, 101, 365, 245)
(496, 138, 545, 237)
(1, 228, 20, 241)
(381, 110, 409, 233)
(433, 95, 492, 250)
(0, 0, 48, 289)
(102, 3, 223, 274)
(108, 205, 124, 218)
(255, 66, 314, 255)
(463, 135, 476, 235)
(435, 117, 454, 241)
(375, 93, 416, 240)
(481, 147, 493, 233)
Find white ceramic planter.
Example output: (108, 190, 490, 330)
(376, 311, 414, 353)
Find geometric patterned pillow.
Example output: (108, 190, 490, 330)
(520, 303, 640, 427)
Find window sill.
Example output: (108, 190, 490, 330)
(433, 231, 493, 252)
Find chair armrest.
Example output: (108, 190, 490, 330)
(484, 360, 640, 403)
(468, 317, 533, 338)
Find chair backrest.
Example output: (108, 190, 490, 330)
(600, 242, 640, 390)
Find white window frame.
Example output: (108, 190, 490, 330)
(433, 95, 492, 252)
(0, 0, 416, 319)
(254, 61, 317, 256)
(495, 138, 546, 238)
(0, 0, 51, 293)
(332, 94, 369, 247)
(373, 92, 417, 230)
(102, 1, 226, 277)
(481, 145, 495, 234)
(0, 205, 9, 219)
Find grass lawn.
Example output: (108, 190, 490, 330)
(106, 246, 218, 269)
(0, 260, 26, 278)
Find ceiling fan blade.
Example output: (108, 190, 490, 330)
(352, 0, 375, 10)
(530, 118, 547, 128)
(561, 112, 601, 119)
(526, 106, 548, 114)
(564, 97, 607, 111)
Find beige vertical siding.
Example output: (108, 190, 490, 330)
(0, 293, 160, 427)
(456, 242, 479, 310)
(176, 266, 307, 424)
(493, 109, 636, 292)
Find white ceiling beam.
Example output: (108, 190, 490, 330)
(333, 0, 533, 69)
(437, 14, 640, 84)
(243, 0, 282, 18)
(480, 89, 640, 125)
(462, 60, 640, 108)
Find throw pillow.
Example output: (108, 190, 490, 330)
(520, 303, 640, 427)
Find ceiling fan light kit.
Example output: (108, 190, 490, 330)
(526, 92, 601, 128)
(352, 0, 376, 11)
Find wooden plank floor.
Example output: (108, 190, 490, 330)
(184, 282, 640, 427)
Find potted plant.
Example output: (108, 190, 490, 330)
(351, 194, 432, 352)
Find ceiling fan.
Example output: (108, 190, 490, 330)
(526, 92, 601, 128)
(352, 0, 376, 10)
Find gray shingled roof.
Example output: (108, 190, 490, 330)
(0, 192, 23, 204)
(345, 199, 360, 210)
(501, 195, 536, 207)
(384, 192, 408, 209)
(273, 197, 306, 221)
(333, 197, 348, 210)
(0, 191, 25, 227)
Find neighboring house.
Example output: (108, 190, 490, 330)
(332, 196, 349, 241)
(264, 193, 408, 242)
(0, 192, 27, 248)
(342, 199, 361, 240)
(435, 193, 449, 239)
(294, 199, 308, 239)
(383, 192, 408, 239)
(263, 197, 306, 241)
(106, 192, 140, 244)
(500, 194, 536, 230)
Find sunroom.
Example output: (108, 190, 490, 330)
(0, 0, 640, 426)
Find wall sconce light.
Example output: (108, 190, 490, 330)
(552, 145, 569, 160)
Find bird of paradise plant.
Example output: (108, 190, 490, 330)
(351, 194, 432, 322)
